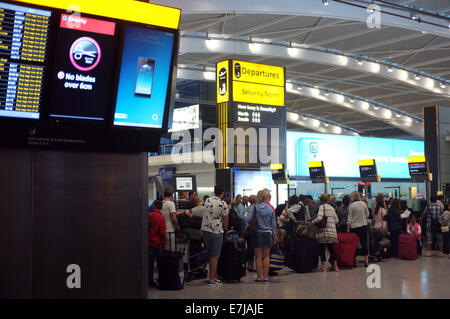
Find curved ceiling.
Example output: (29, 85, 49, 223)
(156, 0, 450, 139)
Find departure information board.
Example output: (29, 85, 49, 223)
(0, 1, 50, 119)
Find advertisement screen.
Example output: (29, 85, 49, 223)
(114, 26, 175, 128)
(48, 14, 117, 121)
(169, 104, 199, 132)
(0, 1, 51, 120)
(234, 170, 277, 207)
(287, 132, 424, 178)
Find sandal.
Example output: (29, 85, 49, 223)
(247, 267, 256, 272)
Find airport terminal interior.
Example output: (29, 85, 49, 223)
(0, 0, 450, 300)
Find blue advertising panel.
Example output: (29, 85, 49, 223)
(287, 132, 424, 179)
(114, 26, 175, 128)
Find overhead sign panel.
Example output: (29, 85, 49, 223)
(15, 0, 181, 29)
(232, 81, 284, 107)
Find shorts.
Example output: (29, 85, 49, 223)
(251, 231, 273, 249)
(426, 228, 443, 245)
(202, 230, 223, 259)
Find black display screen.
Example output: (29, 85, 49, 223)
(272, 169, 286, 181)
(309, 166, 325, 179)
(409, 162, 428, 176)
(48, 13, 118, 121)
(0, 1, 50, 120)
(359, 165, 377, 178)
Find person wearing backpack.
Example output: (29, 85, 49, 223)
(148, 200, 166, 287)
(422, 195, 444, 257)
(311, 193, 339, 272)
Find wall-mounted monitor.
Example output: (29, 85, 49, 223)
(175, 176, 194, 191)
(358, 159, 380, 182)
(0, 1, 51, 120)
(408, 162, 429, 176)
(113, 26, 175, 129)
(308, 161, 327, 183)
(0, 0, 181, 152)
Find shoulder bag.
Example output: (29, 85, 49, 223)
(245, 205, 258, 236)
(317, 205, 328, 228)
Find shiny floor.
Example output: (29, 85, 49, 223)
(148, 255, 450, 299)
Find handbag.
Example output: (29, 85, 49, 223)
(296, 222, 318, 240)
(441, 226, 449, 233)
(317, 205, 328, 228)
(245, 205, 258, 236)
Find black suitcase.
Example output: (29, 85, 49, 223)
(157, 233, 185, 290)
(218, 231, 246, 282)
(283, 232, 296, 269)
(293, 236, 316, 273)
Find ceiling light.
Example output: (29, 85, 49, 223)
(440, 82, 447, 89)
(361, 102, 369, 110)
(383, 110, 392, 118)
(322, 0, 329, 6)
(410, 12, 418, 20)
(396, 113, 401, 118)
(387, 67, 394, 73)
(324, 123, 329, 127)
(334, 126, 342, 134)
(286, 82, 293, 90)
(349, 98, 355, 103)
(297, 86, 303, 91)
(312, 119, 321, 127)
(422, 30, 427, 34)
(205, 39, 220, 51)
(290, 113, 299, 121)
(324, 92, 330, 96)
(302, 117, 307, 120)
(373, 105, 379, 110)
(356, 59, 364, 66)
(414, 74, 421, 80)
(203, 71, 215, 80)
(248, 42, 263, 53)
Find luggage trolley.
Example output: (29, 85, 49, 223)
(180, 228, 209, 282)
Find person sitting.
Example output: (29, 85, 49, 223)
(407, 213, 422, 256)
(311, 193, 339, 272)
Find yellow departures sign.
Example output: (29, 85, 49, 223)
(216, 59, 285, 106)
(14, 0, 181, 30)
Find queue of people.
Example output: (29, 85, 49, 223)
(147, 186, 450, 288)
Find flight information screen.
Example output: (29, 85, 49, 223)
(0, 1, 50, 120)
(359, 165, 377, 178)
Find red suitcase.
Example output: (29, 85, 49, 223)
(333, 233, 360, 268)
(398, 234, 417, 260)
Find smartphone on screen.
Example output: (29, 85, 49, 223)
(134, 57, 155, 97)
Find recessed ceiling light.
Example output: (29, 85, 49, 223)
(396, 113, 401, 118)
(324, 92, 330, 96)
(440, 82, 447, 89)
(322, 0, 329, 6)
(349, 98, 355, 103)
(356, 59, 364, 66)
(387, 67, 394, 72)
(414, 74, 421, 80)
(373, 105, 379, 110)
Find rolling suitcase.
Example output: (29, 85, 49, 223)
(398, 234, 417, 260)
(218, 230, 246, 282)
(333, 233, 359, 268)
(293, 236, 316, 273)
(158, 233, 185, 290)
(283, 232, 297, 269)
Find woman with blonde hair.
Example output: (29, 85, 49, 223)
(347, 191, 370, 267)
(246, 189, 277, 283)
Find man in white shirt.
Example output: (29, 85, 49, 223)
(161, 189, 191, 250)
